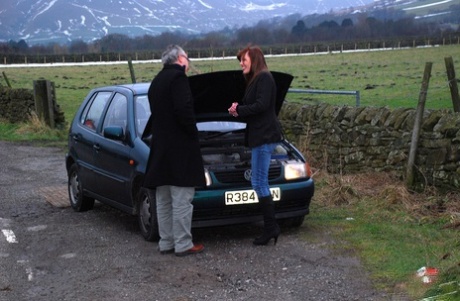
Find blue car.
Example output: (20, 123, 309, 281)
(66, 70, 314, 241)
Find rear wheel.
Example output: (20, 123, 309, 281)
(137, 188, 159, 241)
(68, 164, 95, 212)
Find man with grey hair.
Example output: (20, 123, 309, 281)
(144, 45, 205, 256)
(161, 44, 188, 65)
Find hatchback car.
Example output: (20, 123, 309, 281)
(66, 70, 314, 241)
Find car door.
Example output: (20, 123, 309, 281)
(92, 92, 133, 207)
(71, 91, 112, 193)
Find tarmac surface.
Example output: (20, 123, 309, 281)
(0, 141, 410, 301)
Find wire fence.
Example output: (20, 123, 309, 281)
(2, 36, 460, 65)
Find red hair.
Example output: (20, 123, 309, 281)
(237, 45, 268, 86)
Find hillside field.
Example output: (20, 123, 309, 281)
(1, 44, 459, 122)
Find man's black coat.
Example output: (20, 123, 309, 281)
(143, 64, 206, 188)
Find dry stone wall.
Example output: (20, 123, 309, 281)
(279, 102, 460, 190)
(0, 85, 65, 128)
(0, 87, 34, 123)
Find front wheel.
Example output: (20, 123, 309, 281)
(137, 188, 159, 241)
(68, 164, 95, 212)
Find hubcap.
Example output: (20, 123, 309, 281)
(139, 194, 151, 230)
(69, 172, 79, 205)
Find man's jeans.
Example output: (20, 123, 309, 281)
(155, 185, 195, 253)
(251, 143, 276, 198)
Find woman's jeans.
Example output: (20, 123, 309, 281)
(251, 143, 276, 198)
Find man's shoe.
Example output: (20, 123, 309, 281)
(159, 248, 174, 255)
(175, 244, 204, 257)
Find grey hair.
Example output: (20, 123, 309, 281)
(161, 45, 186, 65)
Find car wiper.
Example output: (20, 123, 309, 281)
(202, 128, 245, 140)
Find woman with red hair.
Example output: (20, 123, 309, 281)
(228, 45, 282, 245)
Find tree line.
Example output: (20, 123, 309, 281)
(1, 6, 459, 59)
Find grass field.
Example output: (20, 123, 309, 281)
(1, 44, 459, 300)
(311, 171, 460, 300)
(1, 44, 459, 124)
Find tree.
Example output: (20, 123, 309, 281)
(69, 39, 88, 53)
(341, 18, 353, 27)
(97, 33, 133, 52)
(17, 40, 29, 52)
(318, 20, 339, 29)
(187, 32, 228, 49)
(272, 28, 291, 44)
(292, 20, 307, 37)
(7, 40, 30, 53)
(236, 26, 254, 44)
(251, 26, 273, 45)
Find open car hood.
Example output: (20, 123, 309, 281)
(189, 70, 293, 122)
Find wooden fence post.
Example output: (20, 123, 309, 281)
(128, 58, 136, 83)
(444, 56, 460, 112)
(33, 80, 56, 128)
(406, 62, 432, 189)
(2, 72, 12, 88)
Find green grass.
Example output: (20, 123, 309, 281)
(1, 45, 459, 124)
(1, 45, 459, 299)
(308, 173, 460, 300)
(309, 205, 459, 299)
(0, 113, 67, 146)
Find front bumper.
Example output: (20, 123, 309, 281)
(191, 178, 314, 228)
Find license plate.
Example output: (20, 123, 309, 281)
(225, 187, 280, 205)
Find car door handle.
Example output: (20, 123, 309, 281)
(93, 144, 101, 152)
(72, 134, 80, 142)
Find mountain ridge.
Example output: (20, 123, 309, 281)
(0, 0, 376, 45)
(0, 0, 457, 45)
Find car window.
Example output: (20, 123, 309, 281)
(135, 95, 151, 137)
(80, 91, 112, 130)
(103, 93, 128, 132)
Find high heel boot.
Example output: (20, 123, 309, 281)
(253, 195, 280, 245)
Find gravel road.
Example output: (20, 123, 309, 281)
(0, 141, 406, 301)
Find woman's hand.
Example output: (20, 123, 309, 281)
(228, 102, 239, 117)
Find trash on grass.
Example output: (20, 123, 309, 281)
(416, 266, 439, 284)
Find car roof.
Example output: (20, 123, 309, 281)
(117, 83, 151, 95)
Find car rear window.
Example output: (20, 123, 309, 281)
(80, 91, 112, 130)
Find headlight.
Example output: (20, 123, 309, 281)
(284, 161, 308, 180)
(204, 168, 212, 186)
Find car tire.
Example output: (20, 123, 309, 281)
(137, 188, 160, 242)
(68, 164, 95, 212)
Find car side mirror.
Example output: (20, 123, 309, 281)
(103, 126, 125, 141)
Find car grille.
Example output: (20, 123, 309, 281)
(213, 166, 281, 184)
